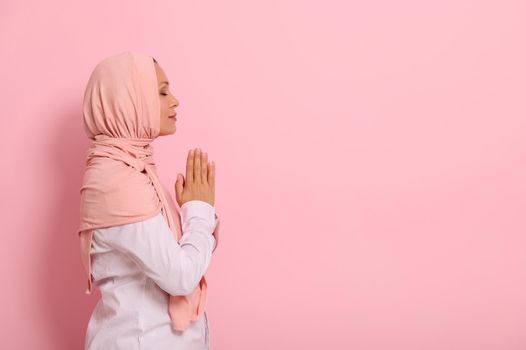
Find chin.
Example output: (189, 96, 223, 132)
(159, 126, 176, 136)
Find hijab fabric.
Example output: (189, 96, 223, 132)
(78, 51, 214, 331)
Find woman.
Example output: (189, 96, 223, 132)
(78, 51, 220, 349)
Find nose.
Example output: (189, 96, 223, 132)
(172, 96, 179, 108)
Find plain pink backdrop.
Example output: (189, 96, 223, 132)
(1, 0, 525, 349)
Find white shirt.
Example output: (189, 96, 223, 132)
(84, 200, 218, 350)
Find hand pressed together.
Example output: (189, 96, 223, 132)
(175, 148, 215, 208)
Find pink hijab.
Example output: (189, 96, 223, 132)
(78, 51, 219, 331)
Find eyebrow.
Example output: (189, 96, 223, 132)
(159, 81, 169, 86)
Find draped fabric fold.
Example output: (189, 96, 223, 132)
(78, 51, 212, 331)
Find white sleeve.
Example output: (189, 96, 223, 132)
(97, 200, 217, 296)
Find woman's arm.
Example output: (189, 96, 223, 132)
(94, 200, 217, 296)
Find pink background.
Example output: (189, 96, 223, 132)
(1, 0, 525, 349)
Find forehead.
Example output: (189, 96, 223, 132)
(154, 63, 168, 84)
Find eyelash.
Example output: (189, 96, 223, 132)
(160, 93, 168, 96)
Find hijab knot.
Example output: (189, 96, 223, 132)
(87, 134, 156, 172)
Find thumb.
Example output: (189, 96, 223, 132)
(175, 174, 184, 197)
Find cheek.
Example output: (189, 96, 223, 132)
(163, 106, 171, 117)
(161, 110, 170, 121)
(160, 107, 168, 118)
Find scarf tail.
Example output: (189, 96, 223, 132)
(79, 229, 94, 294)
(168, 276, 208, 331)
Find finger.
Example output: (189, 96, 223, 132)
(202, 152, 208, 185)
(186, 149, 194, 184)
(175, 174, 184, 197)
(208, 160, 215, 188)
(194, 148, 202, 184)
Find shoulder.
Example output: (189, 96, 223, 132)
(91, 211, 171, 254)
(93, 211, 164, 238)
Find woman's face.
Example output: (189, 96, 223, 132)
(154, 62, 179, 136)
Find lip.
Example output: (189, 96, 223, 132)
(168, 113, 177, 120)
